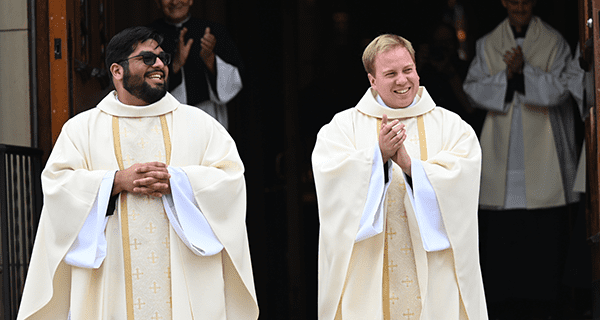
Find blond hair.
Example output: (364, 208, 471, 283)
(362, 34, 415, 75)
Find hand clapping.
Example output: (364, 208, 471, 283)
(503, 46, 524, 79)
(173, 27, 194, 74)
(200, 27, 216, 73)
(379, 114, 412, 175)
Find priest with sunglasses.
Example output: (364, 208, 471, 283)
(16, 26, 259, 320)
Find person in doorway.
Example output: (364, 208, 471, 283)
(463, 0, 580, 318)
(312, 33, 487, 320)
(149, 0, 244, 130)
(16, 26, 258, 320)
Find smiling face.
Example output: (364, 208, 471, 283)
(502, 0, 535, 30)
(368, 46, 420, 109)
(160, 0, 193, 24)
(115, 39, 169, 105)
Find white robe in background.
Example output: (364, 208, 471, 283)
(312, 87, 487, 320)
(172, 55, 243, 130)
(17, 92, 258, 320)
(463, 16, 579, 209)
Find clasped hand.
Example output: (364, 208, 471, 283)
(379, 114, 412, 175)
(503, 46, 524, 79)
(112, 162, 171, 198)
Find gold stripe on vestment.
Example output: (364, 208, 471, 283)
(112, 116, 134, 319)
(112, 115, 172, 319)
(160, 115, 171, 165)
(417, 115, 427, 161)
(378, 115, 426, 319)
(377, 118, 391, 320)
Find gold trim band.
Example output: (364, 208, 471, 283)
(112, 116, 134, 319)
(159, 115, 171, 165)
(417, 115, 427, 161)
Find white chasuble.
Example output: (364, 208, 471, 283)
(114, 116, 172, 320)
(313, 87, 487, 320)
(463, 16, 579, 209)
(16, 92, 259, 320)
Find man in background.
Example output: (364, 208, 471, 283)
(463, 0, 580, 318)
(149, 0, 244, 130)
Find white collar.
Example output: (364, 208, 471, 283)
(376, 93, 420, 109)
(165, 15, 192, 28)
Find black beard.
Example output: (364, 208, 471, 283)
(123, 67, 167, 104)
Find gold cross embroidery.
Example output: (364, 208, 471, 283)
(389, 260, 398, 273)
(134, 297, 145, 310)
(163, 236, 169, 248)
(165, 265, 171, 279)
(131, 238, 142, 250)
(403, 308, 415, 319)
(400, 245, 412, 254)
(402, 276, 413, 287)
(138, 138, 147, 149)
(132, 267, 144, 280)
(151, 311, 163, 320)
(150, 281, 161, 293)
(386, 228, 397, 240)
(167, 296, 172, 308)
(155, 150, 164, 162)
(148, 251, 159, 264)
(130, 209, 140, 221)
(124, 154, 134, 167)
(146, 222, 157, 234)
(390, 293, 400, 305)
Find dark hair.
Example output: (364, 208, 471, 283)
(105, 26, 164, 78)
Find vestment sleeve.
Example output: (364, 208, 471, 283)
(17, 116, 110, 319)
(64, 171, 114, 268)
(162, 166, 223, 256)
(564, 43, 586, 119)
(522, 38, 572, 107)
(64, 166, 225, 267)
(39, 117, 111, 256)
(419, 113, 481, 257)
(209, 55, 243, 104)
(463, 38, 509, 112)
(355, 147, 389, 242)
(312, 113, 374, 245)
(355, 147, 451, 252)
(405, 159, 451, 252)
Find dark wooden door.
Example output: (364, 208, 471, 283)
(581, 0, 600, 317)
(68, 0, 116, 116)
(43, 0, 116, 150)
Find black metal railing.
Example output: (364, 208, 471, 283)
(0, 144, 43, 320)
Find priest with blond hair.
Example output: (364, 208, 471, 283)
(312, 33, 487, 320)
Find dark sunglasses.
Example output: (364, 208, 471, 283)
(118, 51, 171, 66)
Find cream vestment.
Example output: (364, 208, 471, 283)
(312, 87, 487, 319)
(463, 16, 579, 209)
(17, 92, 258, 320)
